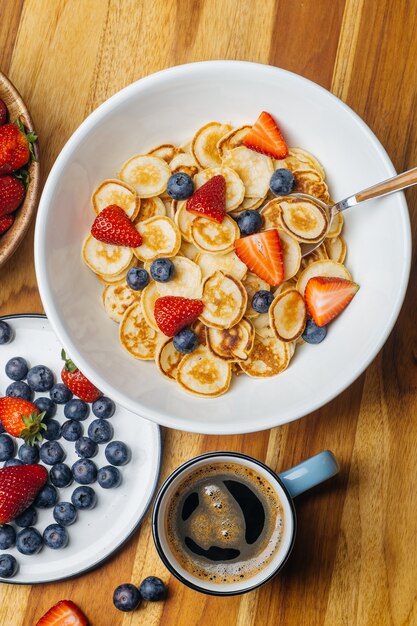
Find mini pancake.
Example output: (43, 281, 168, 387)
(230, 195, 266, 217)
(273, 277, 297, 297)
(191, 122, 233, 168)
(120, 302, 163, 360)
(217, 125, 251, 158)
(242, 272, 270, 319)
(102, 281, 140, 323)
(155, 256, 202, 298)
(163, 199, 175, 220)
(174, 200, 196, 243)
(191, 215, 239, 254)
(194, 166, 245, 211)
(134, 196, 166, 223)
(156, 338, 184, 380)
(289, 148, 325, 178)
(324, 235, 347, 264)
(260, 199, 283, 230)
(119, 155, 171, 197)
(327, 211, 344, 238)
(180, 241, 200, 261)
(239, 335, 290, 378)
(206, 318, 254, 362)
(222, 146, 273, 198)
(97, 258, 137, 285)
(169, 152, 199, 177)
(195, 250, 247, 281)
(277, 197, 328, 243)
(293, 169, 329, 200)
(191, 320, 207, 345)
(92, 179, 140, 220)
(141, 282, 161, 331)
(299, 243, 329, 272)
(134, 216, 181, 261)
(176, 345, 231, 397)
(269, 289, 307, 342)
(251, 312, 274, 338)
(200, 271, 247, 329)
(82, 235, 133, 276)
(148, 144, 179, 163)
(278, 230, 301, 280)
(179, 140, 192, 153)
(296, 259, 352, 296)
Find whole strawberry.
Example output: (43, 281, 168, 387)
(0, 175, 25, 217)
(0, 120, 37, 175)
(91, 205, 142, 247)
(154, 296, 204, 336)
(0, 464, 48, 524)
(186, 175, 226, 223)
(0, 214, 14, 236)
(0, 99, 8, 126)
(0, 397, 46, 443)
(61, 350, 102, 402)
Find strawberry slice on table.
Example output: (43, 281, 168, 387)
(243, 111, 288, 160)
(0, 119, 37, 174)
(0, 175, 26, 217)
(305, 277, 360, 327)
(154, 296, 204, 337)
(91, 205, 142, 247)
(36, 599, 88, 626)
(0, 464, 48, 524)
(186, 175, 226, 223)
(234, 229, 284, 286)
(61, 350, 102, 402)
(0, 397, 46, 443)
(0, 214, 15, 236)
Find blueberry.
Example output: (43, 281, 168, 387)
(6, 380, 32, 401)
(173, 327, 199, 354)
(236, 210, 263, 236)
(0, 434, 15, 461)
(97, 465, 121, 489)
(113, 583, 141, 612)
(252, 290, 274, 313)
(5, 356, 28, 381)
(18, 443, 39, 464)
(139, 576, 166, 601)
(50, 383, 72, 404)
(105, 441, 130, 466)
(34, 396, 56, 420)
(0, 422, 4, 434)
(270, 168, 295, 196)
(40, 441, 65, 465)
(72, 459, 97, 485)
(64, 399, 89, 421)
(3, 459, 23, 467)
(0, 554, 18, 578)
(150, 258, 175, 283)
(0, 321, 13, 344)
(50, 463, 73, 488)
(75, 437, 98, 459)
(14, 506, 37, 527)
(71, 486, 97, 510)
(302, 318, 327, 344)
(62, 420, 83, 442)
(53, 502, 77, 526)
(88, 419, 113, 444)
(34, 484, 58, 508)
(167, 172, 194, 200)
(92, 396, 115, 419)
(43, 420, 62, 441)
(126, 267, 150, 291)
(16, 527, 43, 555)
(0, 524, 15, 549)
(27, 365, 55, 392)
(43, 523, 68, 549)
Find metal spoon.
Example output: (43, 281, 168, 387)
(295, 166, 417, 257)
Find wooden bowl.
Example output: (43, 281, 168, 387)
(0, 71, 40, 267)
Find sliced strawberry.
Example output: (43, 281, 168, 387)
(305, 277, 359, 327)
(234, 229, 284, 286)
(243, 111, 288, 159)
(154, 296, 204, 337)
(186, 175, 226, 223)
(36, 599, 88, 626)
(91, 205, 142, 247)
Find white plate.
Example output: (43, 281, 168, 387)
(0, 315, 161, 584)
(34, 61, 411, 435)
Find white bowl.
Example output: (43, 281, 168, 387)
(35, 61, 411, 435)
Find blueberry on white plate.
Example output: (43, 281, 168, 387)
(71, 486, 97, 510)
(49, 383, 72, 404)
(0, 321, 13, 345)
(43, 524, 68, 550)
(27, 365, 55, 392)
(5, 356, 28, 381)
(97, 465, 121, 489)
(6, 380, 33, 401)
(0, 554, 18, 578)
(16, 527, 43, 555)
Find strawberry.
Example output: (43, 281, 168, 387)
(154, 296, 204, 336)
(0, 213, 14, 235)
(91, 205, 142, 247)
(305, 277, 360, 327)
(61, 350, 102, 402)
(36, 600, 88, 626)
(234, 229, 284, 286)
(243, 111, 288, 160)
(186, 175, 226, 223)
(0, 120, 37, 174)
(0, 99, 8, 126)
(0, 175, 25, 217)
(0, 464, 48, 524)
(0, 397, 46, 443)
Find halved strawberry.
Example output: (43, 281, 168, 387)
(154, 296, 204, 336)
(91, 205, 142, 247)
(243, 111, 288, 159)
(234, 229, 284, 286)
(36, 599, 88, 626)
(186, 175, 226, 223)
(305, 277, 360, 327)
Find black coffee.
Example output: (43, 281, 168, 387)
(166, 461, 284, 583)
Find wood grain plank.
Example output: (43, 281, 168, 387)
(0, 0, 24, 74)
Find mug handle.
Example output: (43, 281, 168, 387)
(278, 450, 339, 498)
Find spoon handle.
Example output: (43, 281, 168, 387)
(355, 166, 417, 202)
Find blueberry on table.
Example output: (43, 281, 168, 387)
(43, 419, 62, 441)
(18, 443, 39, 464)
(16, 527, 43, 555)
(40, 441, 65, 465)
(173, 328, 199, 354)
(105, 441, 130, 466)
(236, 210, 263, 236)
(126, 267, 149, 291)
(27, 365, 55, 392)
(5, 356, 28, 381)
(302, 318, 327, 344)
(139, 576, 167, 601)
(0, 524, 16, 550)
(167, 172, 194, 200)
(71, 486, 97, 510)
(0, 321, 13, 345)
(72, 459, 97, 485)
(252, 290, 274, 314)
(34, 484, 58, 509)
(49, 383, 72, 404)
(6, 380, 33, 401)
(92, 396, 115, 419)
(43, 524, 68, 550)
(75, 437, 98, 459)
(64, 398, 89, 421)
(97, 465, 121, 489)
(62, 420, 83, 442)
(14, 505, 37, 528)
(50, 463, 73, 488)
(113, 583, 141, 612)
(0, 554, 18, 578)
(269, 168, 295, 196)
(3, 458, 23, 467)
(0, 434, 15, 461)
(88, 419, 113, 444)
(34, 396, 56, 420)
(53, 502, 77, 526)
(150, 258, 175, 283)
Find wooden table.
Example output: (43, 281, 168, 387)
(1, 1, 416, 624)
